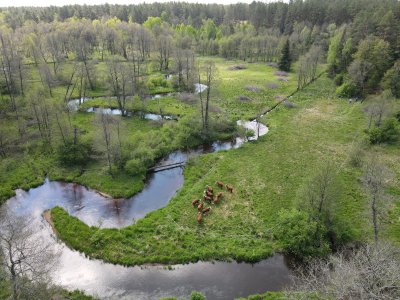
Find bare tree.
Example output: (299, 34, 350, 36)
(348, 59, 373, 96)
(297, 45, 321, 90)
(198, 60, 216, 137)
(0, 207, 59, 300)
(106, 57, 134, 116)
(287, 242, 400, 300)
(362, 157, 390, 243)
(29, 91, 52, 146)
(97, 112, 114, 175)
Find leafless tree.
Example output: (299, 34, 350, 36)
(0, 207, 59, 300)
(97, 112, 114, 175)
(362, 157, 391, 243)
(297, 45, 321, 90)
(287, 242, 400, 300)
(106, 57, 134, 116)
(29, 90, 52, 146)
(348, 59, 373, 96)
(199, 61, 216, 136)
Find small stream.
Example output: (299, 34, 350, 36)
(3, 96, 293, 299)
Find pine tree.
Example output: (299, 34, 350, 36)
(279, 39, 291, 72)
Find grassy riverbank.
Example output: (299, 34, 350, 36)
(0, 58, 296, 204)
(49, 73, 400, 266)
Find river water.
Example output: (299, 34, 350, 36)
(3, 103, 293, 299)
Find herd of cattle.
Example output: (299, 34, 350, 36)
(191, 181, 234, 223)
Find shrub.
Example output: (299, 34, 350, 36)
(190, 291, 206, 300)
(334, 73, 344, 86)
(336, 81, 360, 98)
(125, 158, 146, 175)
(57, 139, 92, 166)
(395, 111, 400, 122)
(274, 209, 330, 259)
(368, 118, 399, 144)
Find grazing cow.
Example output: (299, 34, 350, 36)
(216, 181, 224, 188)
(206, 190, 213, 197)
(226, 184, 234, 193)
(197, 202, 204, 211)
(207, 186, 213, 193)
(197, 212, 203, 223)
(213, 196, 219, 204)
(192, 199, 200, 206)
(203, 195, 212, 202)
(202, 207, 210, 213)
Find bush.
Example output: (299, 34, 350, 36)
(190, 291, 206, 300)
(336, 81, 360, 98)
(334, 73, 344, 86)
(148, 76, 168, 89)
(368, 118, 399, 144)
(57, 139, 92, 166)
(125, 158, 146, 175)
(395, 111, 400, 122)
(274, 209, 330, 259)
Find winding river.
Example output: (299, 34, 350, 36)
(3, 97, 293, 299)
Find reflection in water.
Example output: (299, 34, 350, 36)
(8, 119, 269, 229)
(3, 118, 279, 299)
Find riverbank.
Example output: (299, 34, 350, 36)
(49, 74, 390, 267)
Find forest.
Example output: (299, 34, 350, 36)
(0, 0, 399, 299)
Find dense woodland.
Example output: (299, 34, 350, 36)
(0, 0, 399, 299)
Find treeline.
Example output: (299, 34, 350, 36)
(2, 0, 400, 32)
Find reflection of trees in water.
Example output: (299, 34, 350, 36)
(61, 182, 84, 210)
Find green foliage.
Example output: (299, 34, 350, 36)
(61, 290, 97, 300)
(235, 292, 287, 300)
(125, 158, 147, 176)
(190, 291, 206, 300)
(382, 60, 400, 98)
(278, 40, 291, 72)
(351, 36, 391, 93)
(327, 26, 346, 77)
(274, 209, 330, 259)
(333, 74, 343, 86)
(57, 139, 93, 166)
(336, 81, 359, 98)
(368, 118, 399, 144)
(148, 76, 169, 89)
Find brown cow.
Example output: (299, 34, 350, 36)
(202, 207, 210, 213)
(207, 186, 213, 193)
(192, 198, 200, 206)
(203, 195, 212, 202)
(197, 212, 203, 223)
(216, 181, 224, 188)
(226, 184, 234, 193)
(206, 190, 213, 197)
(213, 196, 219, 204)
(197, 202, 204, 211)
